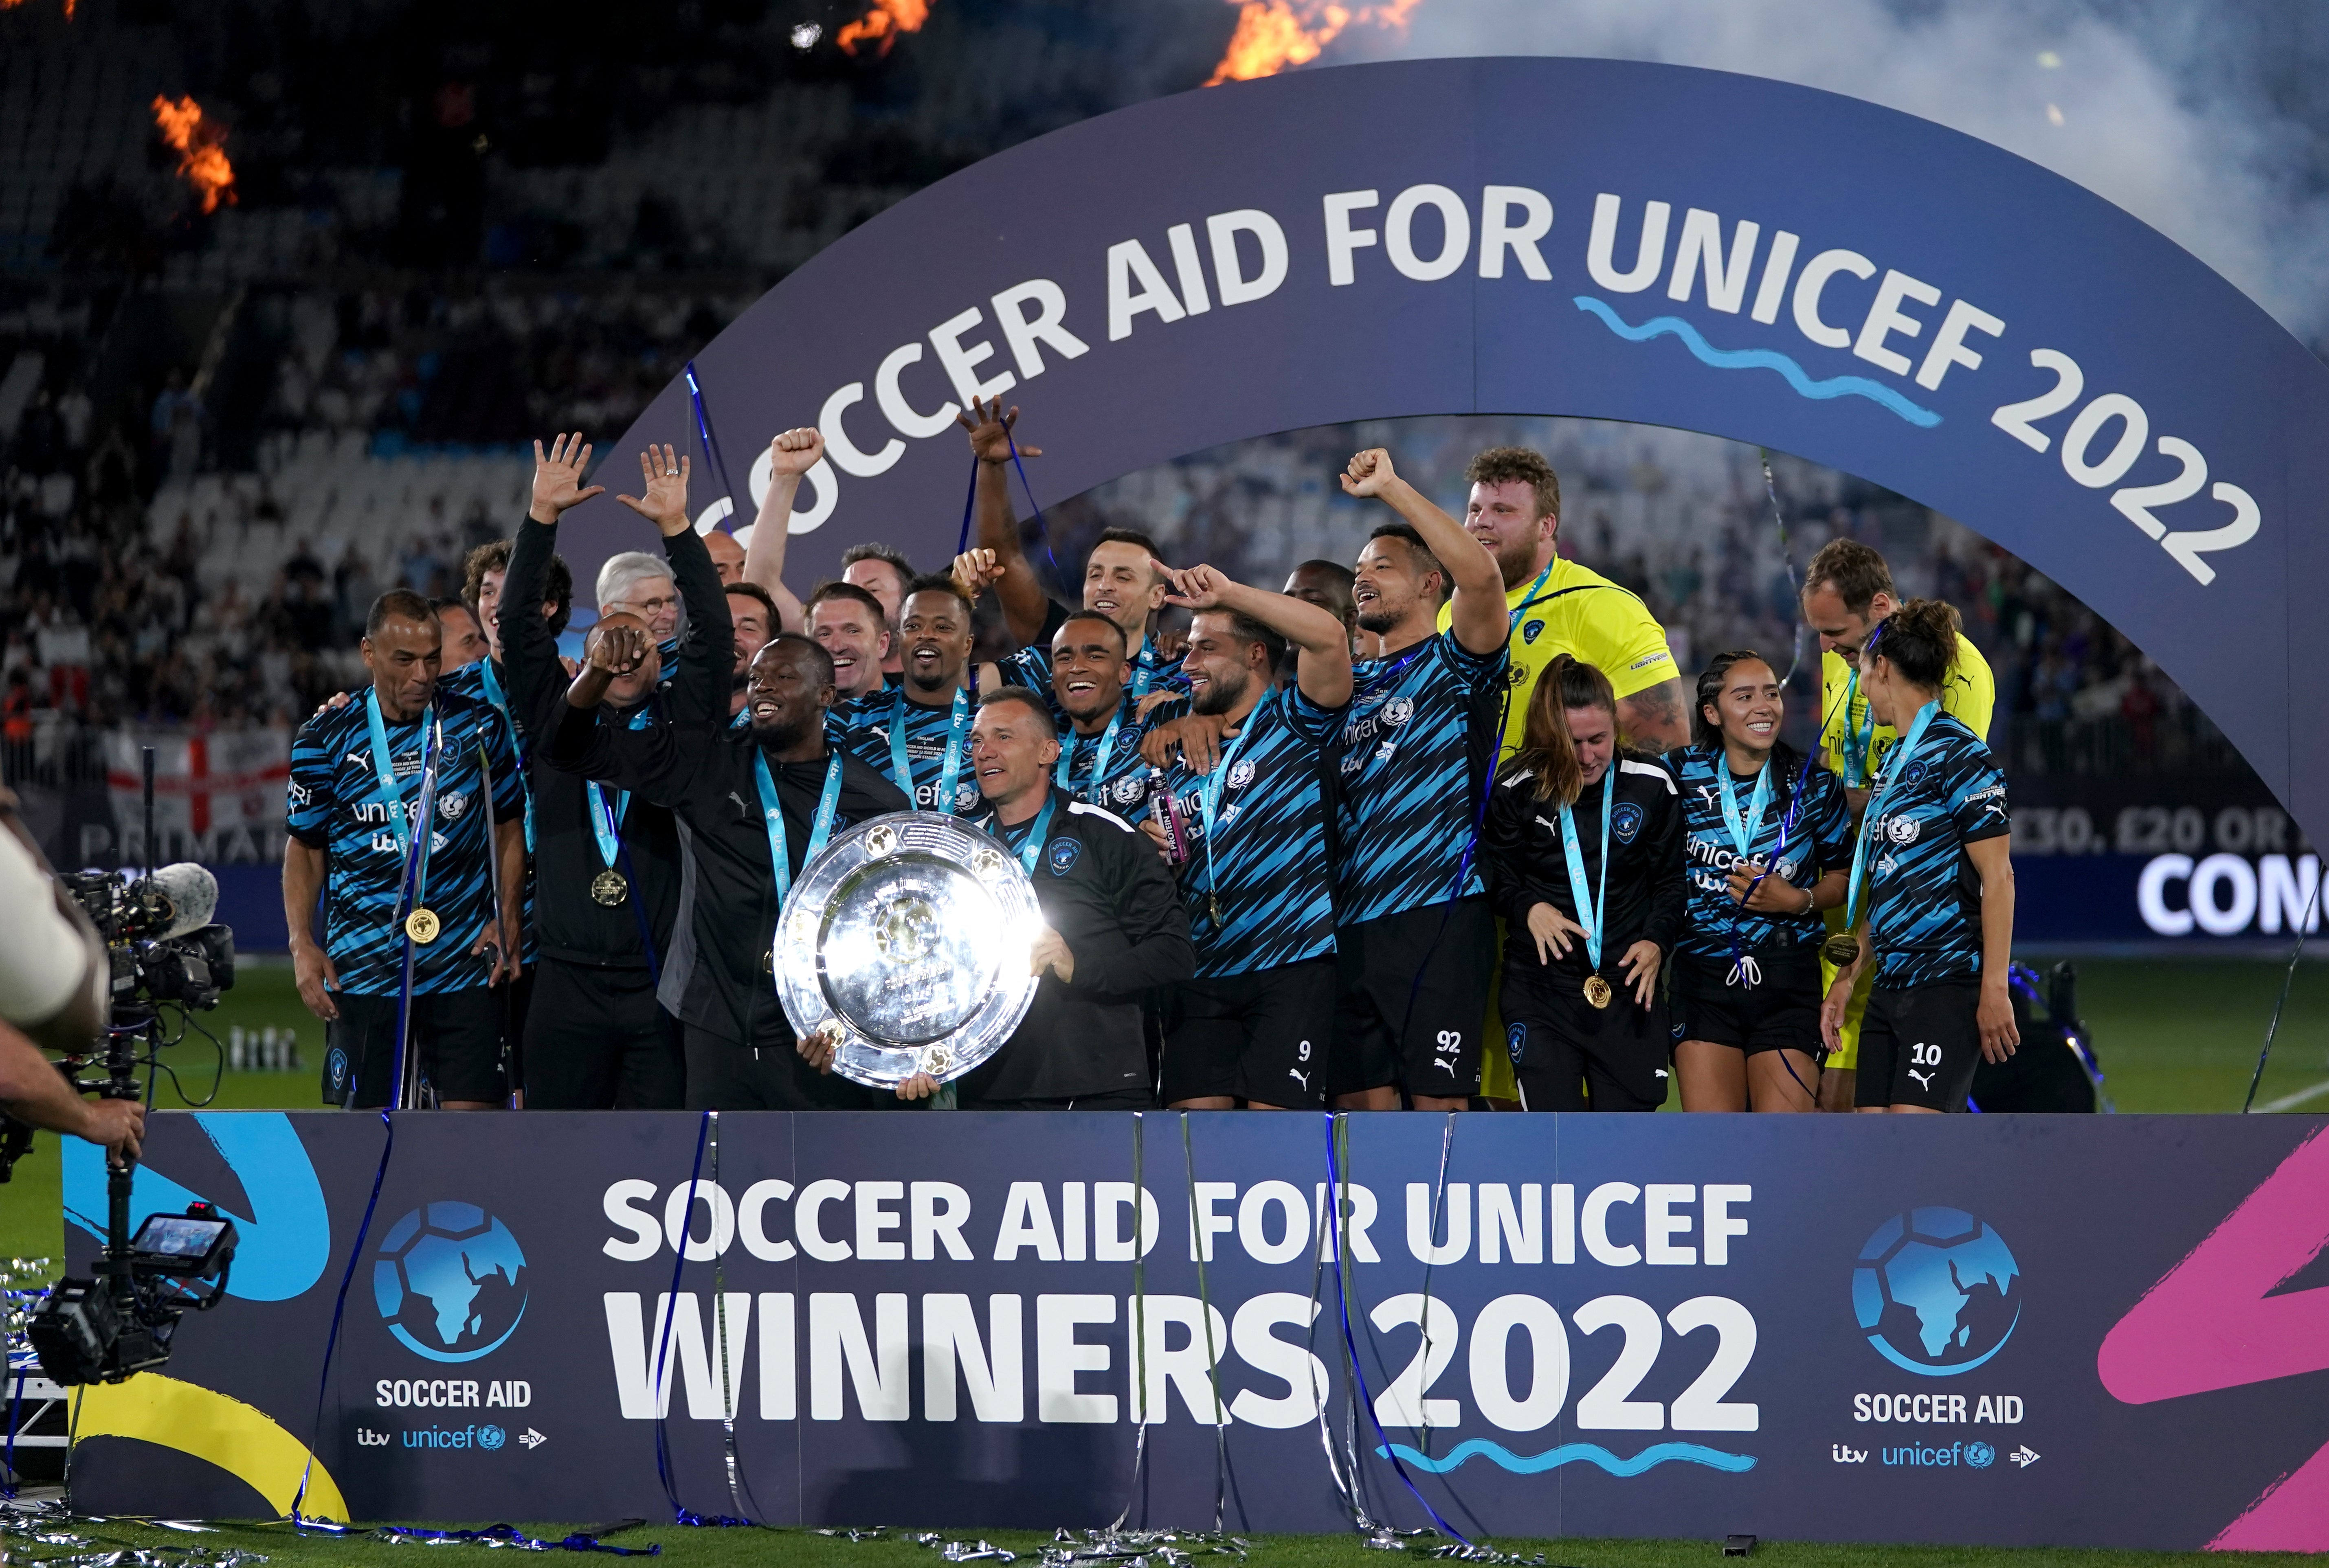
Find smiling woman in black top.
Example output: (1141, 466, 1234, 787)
(1483, 655, 1684, 1111)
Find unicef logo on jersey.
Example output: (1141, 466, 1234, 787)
(373, 1202, 529, 1363)
(1383, 697, 1415, 727)
(1610, 802, 1645, 843)
(955, 784, 979, 812)
(437, 791, 469, 821)
(1853, 1208, 2021, 1376)
(1228, 760, 1257, 790)
(1112, 775, 1145, 806)
(1885, 814, 1922, 845)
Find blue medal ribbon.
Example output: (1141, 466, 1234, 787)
(1715, 755, 1773, 859)
(1196, 690, 1272, 929)
(1557, 768, 1615, 981)
(1724, 748, 1820, 988)
(1840, 698, 1941, 941)
(1507, 557, 1560, 628)
(1837, 662, 1879, 788)
(587, 706, 653, 870)
(1055, 705, 1124, 800)
(889, 686, 972, 813)
(753, 748, 846, 912)
(1004, 795, 1060, 878)
(365, 690, 439, 920)
(475, 658, 535, 854)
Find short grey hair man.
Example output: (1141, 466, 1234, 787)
(595, 551, 681, 641)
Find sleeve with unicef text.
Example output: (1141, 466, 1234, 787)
(287, 717, 338, 848)
(1946, 735, 2011, 844)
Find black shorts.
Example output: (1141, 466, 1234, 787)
(1670, 947, 1824, 1057)
(1501, 966, 1670, 1112)
(323, 986, 505, 1109)
(1162, 957, 1336, 1107)
(1331, 897, 1496, 1099)
(1857, 981, 1982, 1111)
(524, 960, 684, 1110)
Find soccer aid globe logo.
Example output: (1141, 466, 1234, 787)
(372, 1201, 529, 1363)
(1853, 1207, 2021, 1376)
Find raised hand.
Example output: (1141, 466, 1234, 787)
(616, 444, 692, 538)
(1161, 564, 1235, 611)
(769, 426, 824, 478)
(954, 548, 1006, 598)
(956, 395, 1040, 466)
(530, 433, 604, 523)
(1340, 447, 1397, 499)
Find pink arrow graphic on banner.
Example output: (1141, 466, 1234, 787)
(2096, 1127, 2329, 1550)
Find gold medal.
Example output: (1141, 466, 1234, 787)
(591, 868, 629, 906)
(1582, 974, 1613, 1010)
(405, 907, 440, 944)
(1821, 933, 1862, 968)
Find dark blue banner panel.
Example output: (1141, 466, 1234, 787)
(63, 1112, 2329, 1552)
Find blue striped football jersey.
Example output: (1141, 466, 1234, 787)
(287, 691, 524, 995)
(1669, 746, 1853, 959)
(1009, 601, 1191, 700)
(834, 685, 983, 815)
(1863, 714, 2010, 987)
(1132, 685, 1342, 978)
(1334, 631, 1508, 924)
(995, 656, 1177, 813)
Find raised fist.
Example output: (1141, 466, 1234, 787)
(770, 426, 824, 478)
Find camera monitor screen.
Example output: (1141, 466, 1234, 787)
(129, 1213, 234, 1274)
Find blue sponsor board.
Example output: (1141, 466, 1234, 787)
(64, 1112, 2329, 1551)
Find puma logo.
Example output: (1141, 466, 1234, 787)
(1288, 1068, 1311, 1089)
(729, 791, 754, 819)
(1908, 1068, 1935, 1090)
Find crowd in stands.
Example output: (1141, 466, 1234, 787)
(0, 0, 2252, 793)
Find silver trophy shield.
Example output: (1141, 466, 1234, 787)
(775, 810, 1044, 1087)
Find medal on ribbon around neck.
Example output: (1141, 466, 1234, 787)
(405, 907, 440, 944)
(1821, 930, 1862, 968)
(591, 868, 629, 906)
(1558, 767, 1617, 1010)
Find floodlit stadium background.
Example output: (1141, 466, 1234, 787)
(3, 0, 2327, 1266)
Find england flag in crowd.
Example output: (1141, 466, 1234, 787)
(105, 727, 290, 864)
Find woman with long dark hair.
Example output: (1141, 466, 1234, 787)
(1821, 600, 2018, 1111)
(1483, 655, 1684, 1111)
(1668, 651, 1853, 1111)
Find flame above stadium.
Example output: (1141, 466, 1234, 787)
(837, 0, 931, 56)
(152, 94, 236, 214)
(1204, 0, 1422, 86)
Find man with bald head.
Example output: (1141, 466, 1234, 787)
(549, 564, 909, 1110)
(501, 437, 732, 1108)
(702, 527, 745, 586)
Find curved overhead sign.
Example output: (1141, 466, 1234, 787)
(562, 56, 2329, 842)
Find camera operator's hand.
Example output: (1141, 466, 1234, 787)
(0, 1018, 141, 1160)
(293, 940, 341, 1021)
(83, 1098, 144, 1162)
